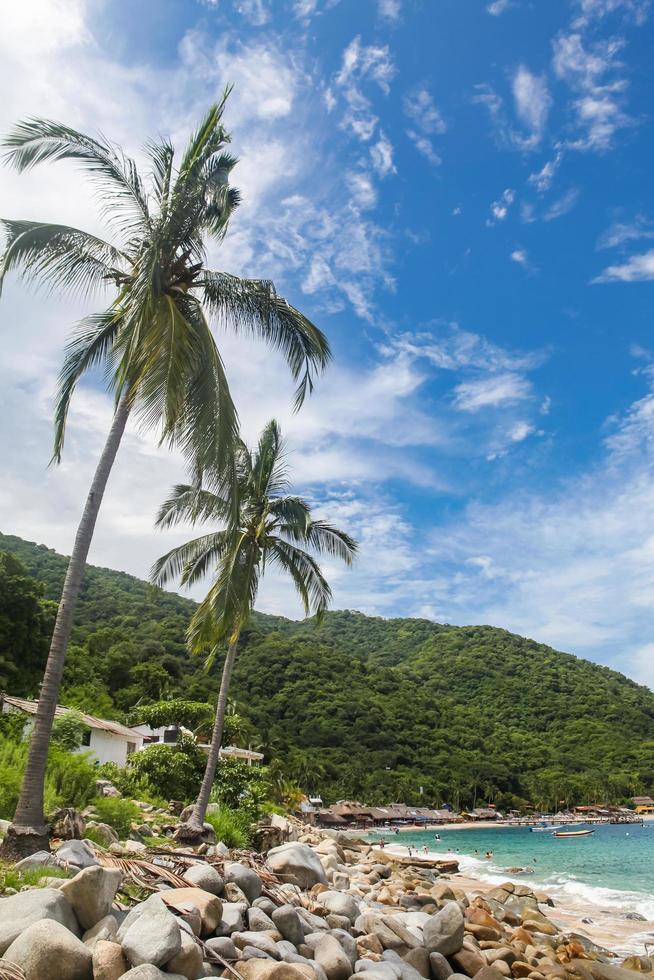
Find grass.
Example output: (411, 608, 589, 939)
(0, 863, 70, 892)
(204, 807, 253, 849)
(89, 797, 142, 838)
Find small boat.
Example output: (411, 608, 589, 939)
(530, 825, 563, 833)
(552, 829, 595, 838)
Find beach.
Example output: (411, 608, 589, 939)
(369, 832, 654, 958)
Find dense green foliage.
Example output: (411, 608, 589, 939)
(90, 797, 142, 837)
(0, 551, 56, 693)
(0, 737, 98, 820)
(3, 532, 654, 809)
(205, 806, 253, 848)
(126, 735, 207, 801)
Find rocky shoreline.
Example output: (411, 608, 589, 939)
(0, 814, 652, 980)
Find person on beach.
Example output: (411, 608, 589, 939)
(423, 845, 429, 854)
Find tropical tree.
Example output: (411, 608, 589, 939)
(152, 419, 357, 837)
(0, 96, 329, 858)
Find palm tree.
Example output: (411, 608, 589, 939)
(152, 419, 357, 837)
(0, 96, 329, 858)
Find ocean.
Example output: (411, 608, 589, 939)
(372, 823, 654, 921)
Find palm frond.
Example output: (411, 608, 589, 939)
(52, 310, 122, 462)
(197, 272, 330, 409)
(150, 531, 231, 588)
(267, 537, 333, 620)
(251, 420, 289, 498)
(2, 118, 150, 233)
(155, 484, 229, 530)
(267, 495, 312, 529)
(283, 520, 358, 564)
(0, 220, 124, 299)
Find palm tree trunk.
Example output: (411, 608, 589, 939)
(180, 635, 239, 838)
(0, 396, 131, 860)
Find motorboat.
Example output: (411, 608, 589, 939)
(552, 829, 595, 838)
(530, 824, 564, 832)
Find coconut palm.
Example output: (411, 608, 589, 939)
(0, 96, 329, 857)
(152, 419, 357, 837)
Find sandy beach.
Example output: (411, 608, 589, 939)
(370, 842, 654, 958)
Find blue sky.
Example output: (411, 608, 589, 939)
(2, 0, 654, 686)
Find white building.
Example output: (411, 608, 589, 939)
(1, 695, 143, 767)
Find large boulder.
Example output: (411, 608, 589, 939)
(120, 968, 188, 980)
(85, 821, 119, 846)
(2, 918, 92, 980)
(92, 939, 129, 980)
(14, 850, 62, 872)
(160, 886, 223, 936)
(312, 934, 352, 980)
(266, 843, 328, 889)
(0, 887, 80, 955)
(165, 926, 204, 980)
(423, 902, 464, 957)
(56, 839, 99, 869)
(225, 863, 264, 903)
(272, 905, 305, 946)
(182, 862, 224, 896)
(60, 865, 123, 930)
(236, 963, 314, 980)
(120, 895, 182, 967)
(319, 891, 360, 923)
(82, 914, 119, 949)
(215, 901, 247, 936)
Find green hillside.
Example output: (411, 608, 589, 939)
(2, 531, 653, 810)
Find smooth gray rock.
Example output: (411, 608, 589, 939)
(120, 968, 187, 980)
(232, 931, 281, 958)
(422, 902, 464, 957)
(355, 962, 401, 980)
(85, 821, 119, 846)
(3, 918, 92, 980)
(224, 862, 263, 903)
(60, 865, 123, 930)
(82, 913, 119, 949)
(273, 905, 306, 946)
(248, 906, 277, 931)
(319, 891, 359, 924)
(266, 843, 328, 889)
(403, 948, 431, 978)
(57, 838, 99, 869)
(121, 895, 182, 967)
(243, 945, 275, 960)
(165, 925, 204, 979)
(253, 897, 277, 916)
(183, 862, 225, 896)
(330, 928, 357, 967)
(0, 886, 80, 954)
(205, 936, 240, 959)
(313, 933, 352, 980)
(215, 901, 247, 936)
(14, 849, 62, 871)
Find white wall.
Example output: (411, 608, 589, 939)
(78, 730, 141, 767)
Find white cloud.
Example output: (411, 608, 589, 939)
(234, 0, 270, 24)
(453, 373, 533, 412)
(378, 0, 401, 20)
(552, 32, 632, 151)
(597, 217, 654, 249)
(487, 0, 512, 13)
(593, 250, 654, 282)
(346, 170, 378, 210)
(528, 153, 562, 193)
(487, 188, 516, 224)
(511, 248, 529, 266)
(403, 88, 446, 135)
(512, 65, 551, 148)
(509, 421, 536, 442)
(370, 131, 396, 178)
(406, 131, 442, 167)
(543, 188, 580, 221)
(575, 0, 650, 24)
(333, 36, 395, 142)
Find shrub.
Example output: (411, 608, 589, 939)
(205, 807, 252, 849)
(127, 734, 205, 801)
(44, 746, 98, 814)
(209, 759, 273, 821)
(91, 796, 141, 838)
(0, 865, 70, 892)
(51, 710, 90, 751)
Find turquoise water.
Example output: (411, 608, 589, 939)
(371, 823, 654, 918)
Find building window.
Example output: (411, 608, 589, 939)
(81, 729, 91, 747)
(126, 742, 136, 755)
(163, 727, 179, 744)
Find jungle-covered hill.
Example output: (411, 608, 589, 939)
(2, 531, 654, 809)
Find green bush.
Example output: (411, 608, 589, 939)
(209, 759, 273, 821)
(91, 796, 141, 838)
(204, 807, 252, 849)
(51, 710, 90, 751)
(126, 735, 205, 801)
(0, 739, 97, 819)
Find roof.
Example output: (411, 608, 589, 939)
(219, 745, 264, 761)
(2, 695, 140, 740)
